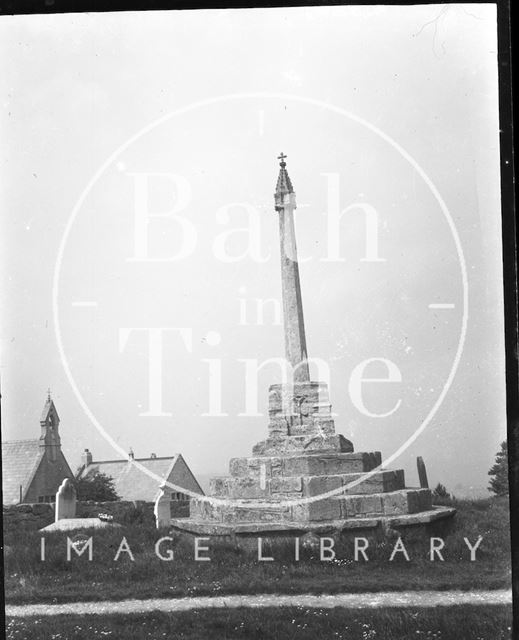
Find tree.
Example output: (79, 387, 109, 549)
(432, 483, 451, 499)
(75, 471, 119, 502)
(488, 441, 509, 496)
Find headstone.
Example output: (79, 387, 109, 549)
(417, 456, 429, 489)
(154, 485, 170, 529)
(55, 478, 77, 522)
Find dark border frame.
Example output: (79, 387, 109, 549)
(0, 0, 516, 628)
(495, 0, 518, 628)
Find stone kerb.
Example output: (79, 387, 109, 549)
(55, 478, 77, 522)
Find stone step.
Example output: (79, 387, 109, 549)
(188, 488, 432, 525)
(229, 451, 382, 479)
(339, 489, 433, 519)
(189, 497, 292, 525)
(210, 469, 405, 499)
(304, 470, 405, 496)
(252, 434, 353, 457)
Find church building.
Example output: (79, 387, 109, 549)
(2, 394, 75, 505)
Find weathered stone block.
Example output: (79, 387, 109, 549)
(209, 477, 230, 496)
(268, 382, 330, 412)
(341, 469, 405, 495)
(371, 452, 382, 467)
(253, 434, 353, 457)
(229, 456, 284, 479)
(291, 497, 342, 522)
(381, 491, 408, 515)
(189, 498, 220, 522)
(266, 381, 338, 438)
(228, 477, 266, 499)
(222, 505, 290, 524)
(340, 494, 383, 518)
(268, 416, 290, 437)
(287, 452, 379, 476)
(270, 476, 303, 494)
(229, 457, 248, 477)
(406, 489, 432, 513)
(303, 475, 342, 496)
(381, 489, 432, 516)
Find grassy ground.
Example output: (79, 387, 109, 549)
(3, 497, 512, 604)
(5, 605, 513, 639)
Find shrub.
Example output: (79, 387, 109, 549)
(488, 441, 509, 496)
(74, 471, 119, 502)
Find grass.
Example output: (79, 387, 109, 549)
(5, 605, 513, 639)
(3, 497, 512, 605)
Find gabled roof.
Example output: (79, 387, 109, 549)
(79, 455, 182, 502)
(1, 439, 44, 505)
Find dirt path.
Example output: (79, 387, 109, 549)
(6, 590, 512, 617)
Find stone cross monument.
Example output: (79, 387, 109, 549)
(170, 154, 454, 536)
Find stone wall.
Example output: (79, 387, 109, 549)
(3, 499, 156, 534)
(3, 502, 55, 534)
(76, 500, 155, 525)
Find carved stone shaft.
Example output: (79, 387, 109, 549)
(274, 157, 310, 383)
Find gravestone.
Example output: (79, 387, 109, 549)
(170, 156, 455, 536)
(154, 485, 171, 529)
(55, 478, 77, 522)
(417, 456, 429, 488)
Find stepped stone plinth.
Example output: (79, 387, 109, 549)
(171, 381, 455, 536)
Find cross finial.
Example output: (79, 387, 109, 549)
(277, 152, 287, 167)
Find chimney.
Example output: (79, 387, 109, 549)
(82, 448, 93, 467)
(150, 453, 157, 459)
(129, 448, 135, 460)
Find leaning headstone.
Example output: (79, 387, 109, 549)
(154, 485, 170, 529)
(55, 478, 77, 522)
(417, 456, 429, 489)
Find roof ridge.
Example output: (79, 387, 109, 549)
(1, 438, 40, 445)
(87, 455, 179, 465)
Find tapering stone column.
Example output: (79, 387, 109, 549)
(274, 153, 310, 383)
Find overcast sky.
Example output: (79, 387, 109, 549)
(0, 4, 505, 496)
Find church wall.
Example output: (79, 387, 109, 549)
(24, 449, 74, 504)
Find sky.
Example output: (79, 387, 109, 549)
(0, 4, 506, 496)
